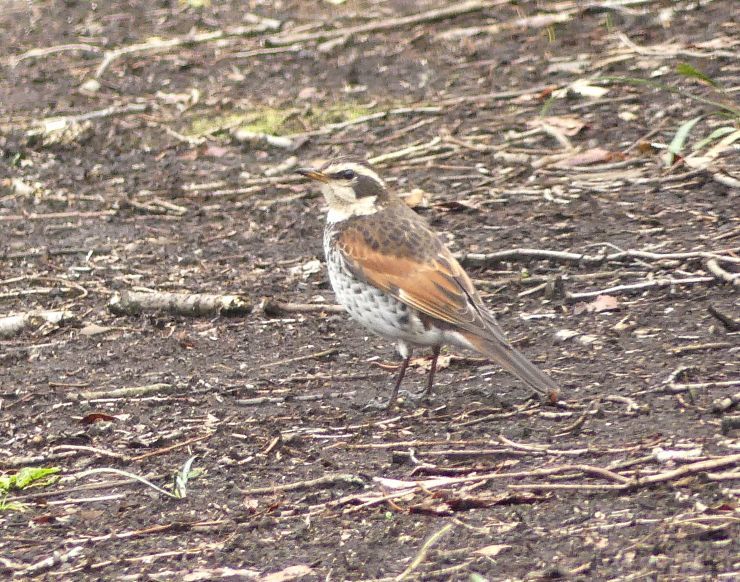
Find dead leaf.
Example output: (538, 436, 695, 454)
(556, 148, 623, 167)
(555, 329, 581, 342)
(201, 144, 231, 158)
(297, 86, 318, 100)
(80, 323, 112, 337)
(81, 412, 117, 425)
(401, 188, 430, 208)
(574, 294, 620, 315)
(531, 115, 586, 136)
(409, 499, 453, 516)
(411, 354, 452, 371)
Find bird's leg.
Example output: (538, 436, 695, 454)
(424, 345, 441, 396)
(386, 353, 411, 409)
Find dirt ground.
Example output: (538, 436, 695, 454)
(1, 1, 739, 580)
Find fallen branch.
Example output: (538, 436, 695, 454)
(0, 310, 76, 338)
(109, 290, 252, 317)
(460, 247, 740, 267)
(265, 1, 491, 47)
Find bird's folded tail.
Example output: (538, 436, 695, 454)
(463, 333, 560, 401)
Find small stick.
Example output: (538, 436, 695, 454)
(553, 398, 601, 436)
(235, 390, 356, 406)
(0, 210, 116, 222)
(706, 258, 740, 286)
(129, 433, 214, 462)
(11, 43, 101, 66)
(664, 380, 740, 394)
(240, 473, 365, 495)
(396, 523, 453, 581)
(565, 276, 716, 300)
(258, 348, 338, 369)
(266, 1, 490, 47)
(13, 547, 85, 578)
(94, 18, 282, 78)
(52, 445, 128, 461)
(672, 342, 732, 355)
(707, 305, 740, 332)
(72, 468, 179, 499)
(261, 299, 344, 315)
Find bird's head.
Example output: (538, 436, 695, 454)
(297, 160, 387, 222)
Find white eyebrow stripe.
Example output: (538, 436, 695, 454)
(325, 162, 384, 186)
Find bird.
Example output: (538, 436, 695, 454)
(297, 159, 560, 408)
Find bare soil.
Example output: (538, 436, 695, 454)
(1, 1, 738, 580)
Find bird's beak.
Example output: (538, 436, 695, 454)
(297, 168, 330, 183)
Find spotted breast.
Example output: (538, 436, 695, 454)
(323, 217, 443, 354)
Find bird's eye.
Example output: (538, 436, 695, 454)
(333, 169, 356, 180)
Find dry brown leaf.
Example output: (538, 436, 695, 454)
(401, 188, 430, 208)
(556, 148, 622, 167)
(411, 354, 452, 371)
(575, 294, 620, 315)
(529, 115, 585, 136)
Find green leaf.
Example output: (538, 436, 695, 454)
(676, 63, 718, 88)
(0, 495, 28, 512)
(0, 467, 60, 492)
(692, 126, 736, 152)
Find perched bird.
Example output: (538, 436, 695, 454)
(298, 159, 560, 408)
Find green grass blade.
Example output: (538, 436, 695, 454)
(668, 116, 703, 156)
(676, 63, 719, 88)
(693, 126, 736, 152)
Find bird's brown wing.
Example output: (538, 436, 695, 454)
(334, 210, 509, 345)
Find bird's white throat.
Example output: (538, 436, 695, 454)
(321, 183, 378, 223)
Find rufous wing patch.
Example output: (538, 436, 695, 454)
(336, 225, 497, 338)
